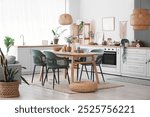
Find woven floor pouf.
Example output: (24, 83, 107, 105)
(69, 81, 98, 93)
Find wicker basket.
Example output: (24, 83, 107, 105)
(0, 80, 20, 98)
(69, 81, 98, 93)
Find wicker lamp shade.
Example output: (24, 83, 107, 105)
(59, 13, 73, 25)
(59, 0, 73, 25)
(130, 9, 150, 30)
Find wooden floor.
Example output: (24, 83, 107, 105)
(1, 72, 150, 100)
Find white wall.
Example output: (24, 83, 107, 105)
(69, 0, 80, 23)
(78, 0, 134, 44)
(0, 0, 69, 53)
(0, 0, 135, 53)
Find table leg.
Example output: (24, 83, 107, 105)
(64, 69, 66, 79)
(70, 57, 74, 83)
(92, 55, 100, 84)
(39, 67, 43, 81)
(92, 62, 100, 84)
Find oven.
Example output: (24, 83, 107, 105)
(102, 48, 117, 68)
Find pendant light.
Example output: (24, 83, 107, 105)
(130, 0, 150, 30)
(59, 0, 73, 25)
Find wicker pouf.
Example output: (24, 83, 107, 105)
(69, 81, 98, 93)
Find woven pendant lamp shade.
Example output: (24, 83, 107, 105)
(130, 9, 150, 30)
(59, 13, 73, 25)
(59, 0, 73, 25)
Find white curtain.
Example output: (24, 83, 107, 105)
(0, 0, 70, 50)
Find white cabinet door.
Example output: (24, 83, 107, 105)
(121, 48, 147, 77)
(122, 63, 147, 76)
(147, 50, 150, 77)
(17, 48, 32, 74)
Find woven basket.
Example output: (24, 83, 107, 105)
(69, 81, 98, 93)
(0, 80, 20, 98)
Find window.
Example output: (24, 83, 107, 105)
(0, 0, 70, 46)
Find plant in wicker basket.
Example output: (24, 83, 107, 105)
(0, 48, 29, 98)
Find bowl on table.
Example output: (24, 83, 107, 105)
(53, 46, 62, 51)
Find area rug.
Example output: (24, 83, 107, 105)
(31, 79, 124, 94)
(108, 76, 150, 86)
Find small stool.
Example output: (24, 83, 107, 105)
(69, 81, 98, 93)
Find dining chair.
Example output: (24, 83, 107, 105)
(79, 49, 105, 82)
(43, 51, 70, 89)
(31, 49, 47, 86)
(76, 48, 90, 81)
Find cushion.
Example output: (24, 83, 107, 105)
(69, 81, 98, 93)
(6, 55, 16, 64)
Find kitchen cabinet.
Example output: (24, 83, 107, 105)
(17, 48, 32, 74)
(9, 45, 62, 74)
(147, 50, 150, 77)
(121, 48, 147, 78)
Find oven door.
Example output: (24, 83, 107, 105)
(102, 51, 117, 67)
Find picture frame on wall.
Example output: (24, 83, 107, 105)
(102, 17, 115, 31)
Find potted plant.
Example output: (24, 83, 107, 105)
(4, 36, 15, 55)
(52, 26, 67, 44)
(78, 21, 84, 33)
(65, 36, 73, 52)
(0, 48, 29, 98)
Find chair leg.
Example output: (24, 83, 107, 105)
(58, 68, 60, 84)
(66, 68, 70, 84)
(43, 68, 49, 86)
(76, 64, 79, 81)
(79, 65, 84, 81)
(52, 69, 57, 89)
(92, 65, 94, 82)
(45, 65, 48, 81)
(90, 66, 93, 80)
(84, 65, 90, 80)
(41, 66, 44, 86)
(99, 65, 105, 82)
(31, 65, 36, 83)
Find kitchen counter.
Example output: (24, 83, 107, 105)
(82, 44, 150, 49)
(126, 46, 150, 50)
(14, 44, 63, 48)
(83, 44, 121, 48)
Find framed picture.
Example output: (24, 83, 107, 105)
(102, 17, 115, 31)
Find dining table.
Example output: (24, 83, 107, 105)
(51, 51, 100, 84)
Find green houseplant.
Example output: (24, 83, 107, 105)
(52, 26, 67, 44)
(4, 36, 15, 55)
(0, 48, 29, 98)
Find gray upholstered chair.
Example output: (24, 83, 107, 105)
(43, 51, 70, 89)
(31, 49, 47, 86)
